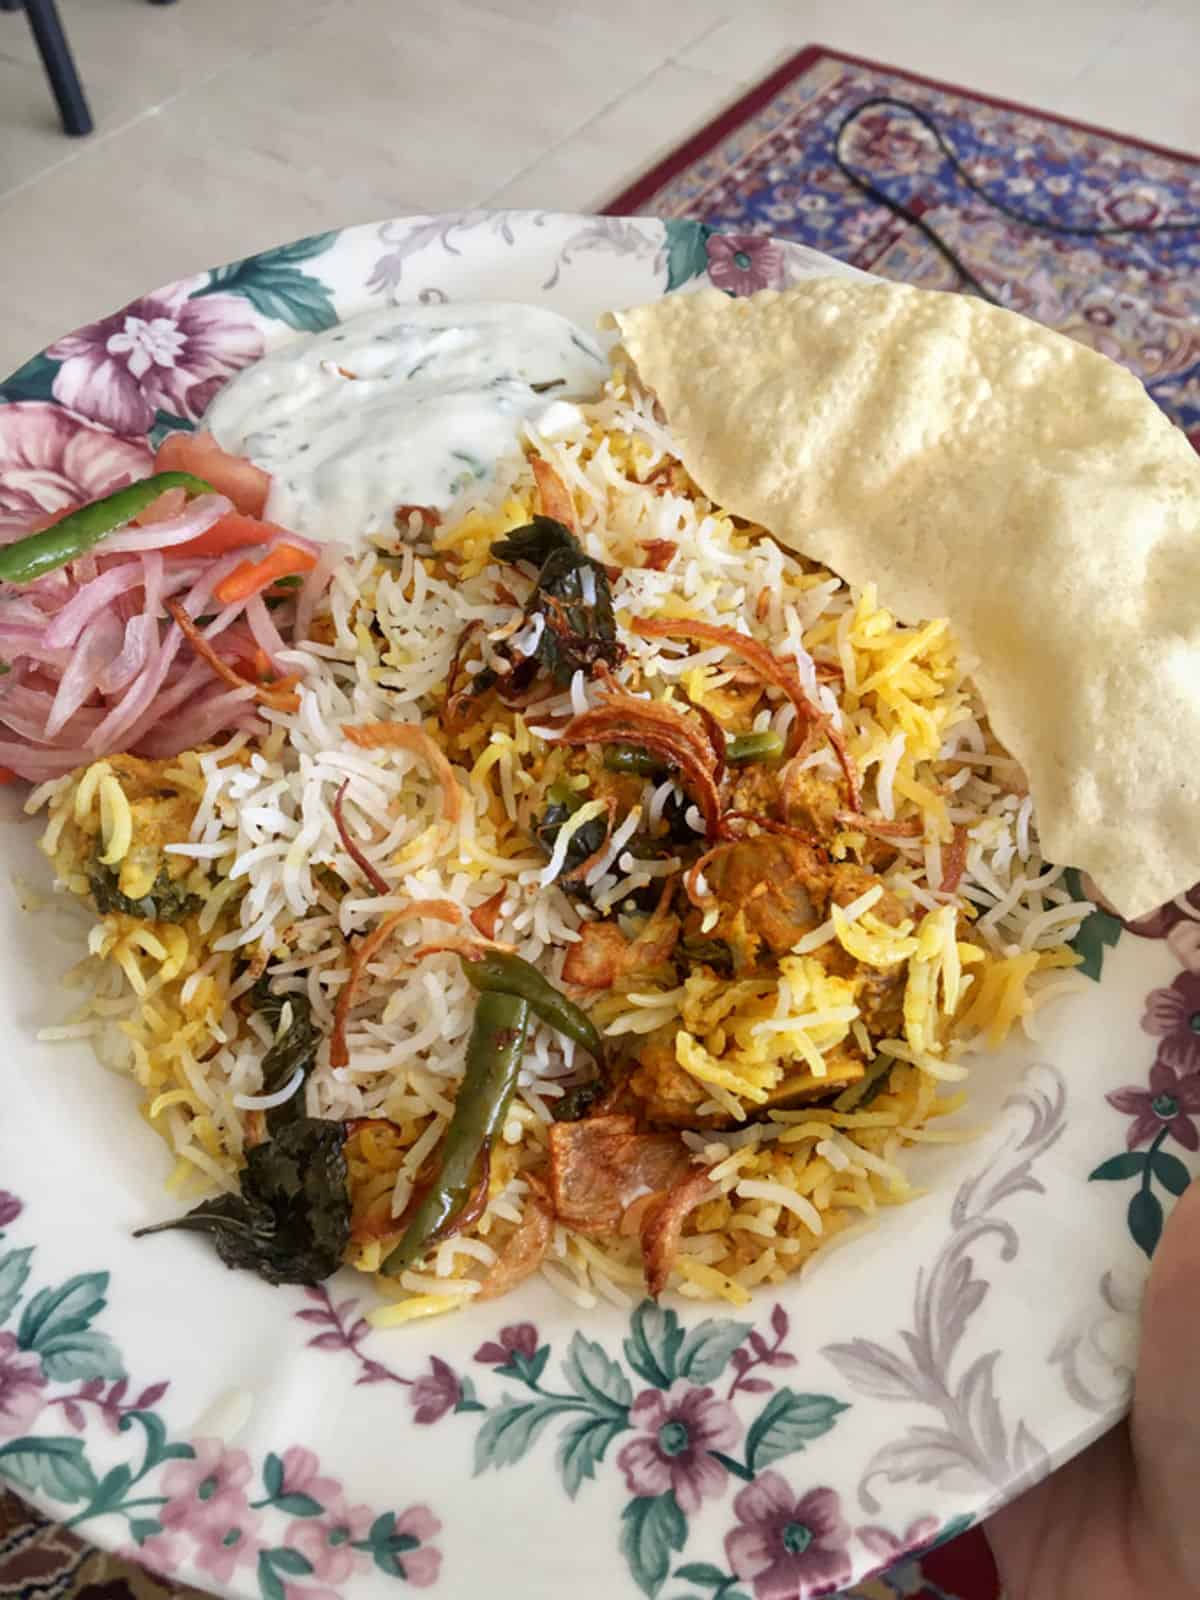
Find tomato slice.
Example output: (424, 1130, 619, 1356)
(173, 511, 288, 558)
(154, 431, 271, 518)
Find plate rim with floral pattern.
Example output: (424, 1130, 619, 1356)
(0, 211, 1195, 1600)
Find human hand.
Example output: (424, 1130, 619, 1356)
(987, 1176, 1200, 1599)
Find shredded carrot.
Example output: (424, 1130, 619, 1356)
(342, 722, 463, 825)
(0, 767, 18, 785)
(214, 543, 317, 606)
(331, 902, 464, 1068)
(165, 600, 299, 712)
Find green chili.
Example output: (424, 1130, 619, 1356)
(382, 991, 530, 1274)
(603, 744, 669, 777)
(726, 729, 785, 765)
(0, 471, 216, 585)
(461, 949, 602, 1060)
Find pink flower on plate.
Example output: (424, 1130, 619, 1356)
(0, 401, 152, 539)
(189, 1503, 263, 1586)
(46, 279, 263, 435)
(617, 1381, 741, 1515)
(1107, 1059, 1200, 1152)
(706, 233, 787, 297)
(277, 1445, 340, 1506)
(409, 1356, 461, 1424)
(725, 1475, 852, 1600)
(474, 1323, 538, 1366)
(286, 1495, 373, 1585)
(0, 1331, 46, 1440)
(159, 1438, 255, 1535)
(1167, 920, 1200, 973)
(1141, 969, 1200, 1075)
(118, 1529, 187, 1578)
(0, 1191, 20, 1228)
(392, 1505, 443, 1588)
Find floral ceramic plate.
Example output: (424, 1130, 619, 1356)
(0, 212, 1195, 1600)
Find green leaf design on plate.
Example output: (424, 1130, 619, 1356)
(620, 1491, 687, 1598)
(0, 1248, 33, 1327)
(1128, 1187, 1163, 1257)
(257, 1550, 286, 1600)
(473, 1396, 576, 1473)
(87, 1464, 133, 1516)
(557, 1412, 628, 1499)
(663, 221, 714, 293)
(0, 351, 59, 405)
(129, 1519, 163, 1546)
(1089, 1151, 1148, 1182)
(624, 1301, 684, 1389)
(263, 1451, 284, 1498)
(1064, 868, 1121, 981)
(196, 231, 339, 332)
(673, 1563, 729, 1587)
(562, 1332, 632, 1416)
(0, 1436, 98, 1504)
(676, 1319, 753, 1384)
(266, 1548, 313, 1576)
(744, 1390, 849, 1470)
(38, 1328, 125, 1383)
(359, 1512, 420, 1579)
(275, 1491, 323, 1516)
(1151, 1149, 1192, 1196)
(17, 1273, 107, 1353)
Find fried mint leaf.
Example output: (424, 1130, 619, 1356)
(87, 859, 201, 924)
(491, 516, 624, 687)
(135, 1119, 350, 1286)
(251, 977, 321, 1132)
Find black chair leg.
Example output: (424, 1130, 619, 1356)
(23, 0, 93, 136)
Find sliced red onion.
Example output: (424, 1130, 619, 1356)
(139, 685, 261, 757)
(0, 740, 83, 778)
(244, 594, 289, 666)
(141, 550, 165, 619)
(86, 623, 183, 753)
(101, 493, 231, 554)
(116, 658, 215, 752)
(97, 613, 158, 695)
(42, 562, 150, 650)
(45, 608, 123, 738)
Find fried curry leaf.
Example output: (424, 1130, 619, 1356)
(491, 516, 624, 687)
(86, 859, 201, 924)
(676, 937, 734, 977)
(551, 1077, 608, 1123)
(134, 1119, 350, 1286)
(536, 784, 609, 893)
(251, 977, 321, 1132)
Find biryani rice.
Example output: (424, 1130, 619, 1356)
(31, 363, 1091, 1313)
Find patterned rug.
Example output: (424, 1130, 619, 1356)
(604, 44, 1200, 450)
(8, 41, 1200, 1600)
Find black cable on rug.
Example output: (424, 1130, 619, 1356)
(832, 95, 1200, 304)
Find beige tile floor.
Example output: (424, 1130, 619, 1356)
(0, 0, 1196, 372)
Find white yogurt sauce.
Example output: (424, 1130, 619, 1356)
(205, 302, 608, 544)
